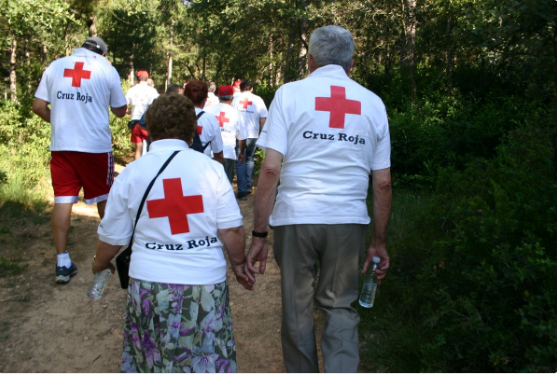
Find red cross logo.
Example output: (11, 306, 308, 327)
(63, 62, 92, 88)
(239, 97, 252, 109)
(197, 126, 203, 135)
(147, 178, 204, 235)
(315, 86, 361, 129)
(216, 112, 230, 128)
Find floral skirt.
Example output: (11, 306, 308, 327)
(121, 278, 237, 373)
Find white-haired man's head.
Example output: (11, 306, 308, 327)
(308, 25, 354, 72)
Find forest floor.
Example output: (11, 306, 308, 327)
(0, 156, 329, 372)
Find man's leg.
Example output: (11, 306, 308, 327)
(97, 200, 107, 220)
(244, 138, 258, 192)
(224, 158, 235, 185)
(133, 142, 143, 160)
(315, 224, 366, 373)
(235, 142, 247, 199)
(51, 203, 73, 255)
(274, 225, 321, 373)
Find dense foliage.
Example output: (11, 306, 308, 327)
(1, 0, 556, 372)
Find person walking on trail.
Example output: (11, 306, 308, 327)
(126, 70, 159, 160)
(92, 93, 253, 373)
(32, 36, 127, 284)
(232, 79, 268, 198)
(204, 81, 219, 109)
(206, 85, 248, 191)
(184, 80, 225, 165)
(245, 25, 392, 373)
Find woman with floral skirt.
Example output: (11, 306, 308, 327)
(91, 93, 253, 373)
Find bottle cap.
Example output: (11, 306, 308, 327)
(372, 256, 381, 263)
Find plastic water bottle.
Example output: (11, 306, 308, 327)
(86, 269, 111, 300)
(359, 256, 381, 308)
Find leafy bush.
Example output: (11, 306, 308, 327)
(360, 116, 557, 372)
(389, 91, 529, 187)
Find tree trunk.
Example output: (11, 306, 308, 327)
(89, 14, 98, 37)
(446, 14, 454, 89)
(9, 36, 17, 102)
(402, 0, 417, 99)
(268, 34, 274, 86)
(167, 31, 174, 91)
(284, 21, 296, 83)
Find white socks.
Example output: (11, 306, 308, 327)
(57, 251, 72, 268)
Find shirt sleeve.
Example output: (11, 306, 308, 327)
(256, 87, 287, 156)
(110, 67, 127, 108)
(208, 116, 224, 154)
(257, 97, 268, 118)
(97, 169, 134, 245)
(34, 65, 52, 102)
(215, 165, 243, 229)
(370, 102, 391, 171)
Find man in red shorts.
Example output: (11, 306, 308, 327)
(32, 36, 127, 283)
(126, 70, 159, 159)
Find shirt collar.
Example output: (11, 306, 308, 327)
(72, 47, 105, 59)
(148, 139, 190, 153)
(309, 64, 349, 79)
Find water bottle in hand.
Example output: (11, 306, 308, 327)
(359, 256, 381, 308)
(86, 269, 111, 300)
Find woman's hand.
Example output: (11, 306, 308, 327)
(230, 262, 254, 291)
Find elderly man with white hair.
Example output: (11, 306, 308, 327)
(245, 25, 393, 373)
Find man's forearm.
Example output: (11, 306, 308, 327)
(253, 148, 282, 233)
(371, 169, 392, 247)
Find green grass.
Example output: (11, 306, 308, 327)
(0, 256, 28, 277)
(359, 188, 432, 372)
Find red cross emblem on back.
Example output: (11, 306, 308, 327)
(239, 97, 252, 109)
(216, 112, 230, 128)
(63, 62, 92, 88)
(315, 86, 361, 129)
(147, 178, 204, 235)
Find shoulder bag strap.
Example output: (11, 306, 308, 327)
(126, 150, 180, 247)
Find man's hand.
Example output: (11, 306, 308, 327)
(238, 152, 245, 164)
(362, 244, 390, 284)
(245, 236, 269, 283)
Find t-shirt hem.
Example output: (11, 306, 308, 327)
(129, 272, 227, 286)
(269, 217, 371, 226)
(217, 219, 243, 230)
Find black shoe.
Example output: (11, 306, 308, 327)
(246, 186, 253, 194)
(236, 192, 247, 201)
(55, 263, 78, 283)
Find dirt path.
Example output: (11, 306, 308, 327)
(0, 164, 285, 372)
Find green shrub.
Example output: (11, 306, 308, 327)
(360, 116, 557, 372)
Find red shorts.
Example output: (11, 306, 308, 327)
(130, 124, 149, 143)
(50, 151, 114, 205)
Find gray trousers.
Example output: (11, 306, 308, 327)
(273, 224, 367, 373)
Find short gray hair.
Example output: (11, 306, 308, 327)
(308, 26, 354, 71)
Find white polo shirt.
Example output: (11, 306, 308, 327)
(34, 48, 127, 153)
(206, 103, 247, 160)
(126, 81, 159, 120)
(98, 139, 243, 285)
(195, 107, 224, 157)
(257, 64, 391, 226)
(232, 91, 268, 138)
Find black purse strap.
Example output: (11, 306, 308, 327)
(127, 150, 180, 247)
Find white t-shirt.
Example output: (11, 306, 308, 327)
(126, 82, 159, 120)
(257, 64, 391, 226)
(98, 139, 243, 285)
(195, 107, 224, 157)
(206, 103, 247, 160)
(204, 92, 219, 109)
(34, 48, 127, 153)
(233, 91, 268, 138)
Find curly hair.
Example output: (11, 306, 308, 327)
(145, 94, 197, 144)
(183, 80, 208, 107)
